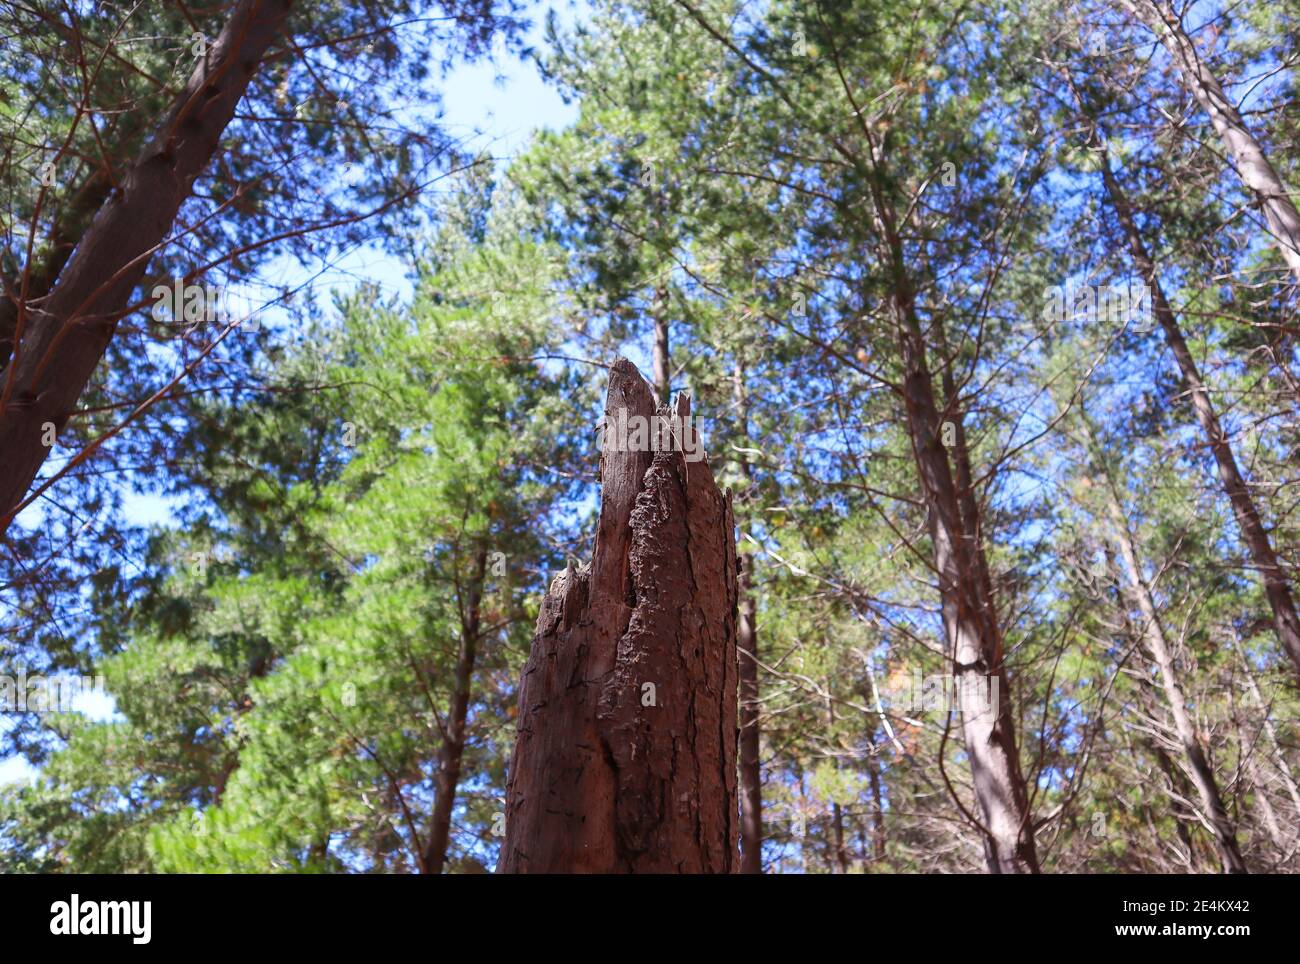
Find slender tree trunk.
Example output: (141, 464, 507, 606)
(497, 358, 739, 873)
(868, 759, 886, 861)
(422, 546, 488, 874)
(733, 361, 763, 874)
(1099, 155, 1300, 681)
(831, 802, 849, 874)
(890, 283, 1038, 873)
(1093, 445, 1248, 873)
(1148, 738, 1208, 872)
(1231, 630, 1300, 817)
(825, 687, 850, 873)
(1122, 0, 1300, 279)
(0, 0, 295, 530)
(652, 287, 670, 405)
(1237, 718, 1286, 852)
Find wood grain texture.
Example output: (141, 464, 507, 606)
(497, 358, 739, 873)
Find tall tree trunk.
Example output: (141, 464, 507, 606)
(733, 360, 763, 874)
(868, 759, 886, 861)
(889, 279, 1039, 873)
(0, 0, 295, 530)
(497, 358, 739, 872)
(652, 287, 670, 405)
(1121, 0, 1300, 279)
(422, 546, 488, 874)
(1091, 435, 1248, 873)
(825, 687, 850, 873)
(1099, 153, 1300, 682)
(831, 802, 849, 874)
(1147, 737, 1209, 872)
(1231, 629, 1300, 817)
(1237, 718, 1286, 853)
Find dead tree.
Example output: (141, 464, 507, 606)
(496, 358, 740, 873)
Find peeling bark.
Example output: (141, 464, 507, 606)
(497, 358, 739, 873)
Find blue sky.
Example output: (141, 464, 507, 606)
(0, 1, 581, 787)
(119, 4, 583, 531)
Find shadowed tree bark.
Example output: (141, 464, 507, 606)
(422, 545, 488, 874)
(0, 0, 295, 531)
(496, 358, 739, 873)
(652, 288, 671, 405)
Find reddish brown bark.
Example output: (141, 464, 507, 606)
(496, 358, 739, 873)
(0, 0, 295, 530)
(423, 546, 488, 874)
(736, 557, 762, 873)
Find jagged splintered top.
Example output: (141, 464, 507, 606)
(590, 357, 718, 605)
(498, 356, 739, 872)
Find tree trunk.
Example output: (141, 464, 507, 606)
(1231, 629, 1300, 817)
(891, 286, 1039, 874)
(422, 546, 488, 874)
(1094, 449, 1248, 873)
(868, 760, 886, 861)
(733, 360, 763, 874)
(1237, 718, 1286, 852)
(831, 802, 849, 874)
(1148, 737, 1208, 872)
(0, 0, 295, 530)
(1123, 0, 1300, 279)
(652, 288, 670, 405)
(0, 169, 117, 372)
(1100, 154, 1300, 682)
(496, 358, 739, 872)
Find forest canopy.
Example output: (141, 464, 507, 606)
(2, 0, 1300, 876)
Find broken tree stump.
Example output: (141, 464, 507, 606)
(496, 358, 740, 873)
